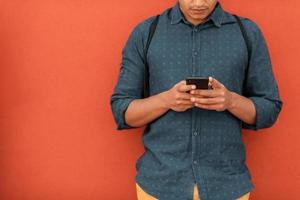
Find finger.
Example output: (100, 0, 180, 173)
(209, 76, 224, 89)
(177, 80, 186, 86)
(208, 77, 213, 89)
(178, 83, 196, 92)
(191, 89, 224, 98)
(174, 80, 186, 89)
(194, 103, 224, 111)
(184, 104, 195, 110)
(176, 100, 195, 106)
(183, 103, 196, 108)
(189, 90, 205, 98)
(191, 97, 225, 105)
(178, 93, 195, 100)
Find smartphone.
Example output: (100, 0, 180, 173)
(186, 76, 211, 90)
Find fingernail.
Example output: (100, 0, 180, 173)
(191, 97, 195, 102)
(191, 90, 194, 94)
(192, 85, 196, 89)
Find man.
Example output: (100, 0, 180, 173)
(110, 0, 283, 199)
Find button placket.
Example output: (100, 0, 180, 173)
(193, 131, 198, 136)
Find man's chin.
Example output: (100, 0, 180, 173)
(191, 16, 206, 22)
(189, 13, 207, 20)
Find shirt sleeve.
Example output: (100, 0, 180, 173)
(241, 20, 283, 131)
(110, 22, 147, 130)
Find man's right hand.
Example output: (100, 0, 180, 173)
(162, 80, 196, 112)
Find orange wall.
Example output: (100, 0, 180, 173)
(0, 1, 298, 199)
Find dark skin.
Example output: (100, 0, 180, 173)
(124, 1, 256, 128)
(178, 0, 218, 26)
(126, 3, 254, 199)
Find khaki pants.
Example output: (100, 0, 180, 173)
(136, 182, 250, 200)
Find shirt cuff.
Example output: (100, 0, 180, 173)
(115, 98, 137, 130)
(241, 96, 266, 131)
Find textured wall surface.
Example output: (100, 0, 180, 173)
(0, 0, 298, 199)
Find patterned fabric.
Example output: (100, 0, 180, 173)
(110, 2, 283, 200)
(136, 182, 250, 200)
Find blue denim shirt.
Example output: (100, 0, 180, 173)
(110, 2, 283, 200)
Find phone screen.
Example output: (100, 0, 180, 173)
(186, 77, 210, 90)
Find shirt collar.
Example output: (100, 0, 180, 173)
(170, 1, 225, 28)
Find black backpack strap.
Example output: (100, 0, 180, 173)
(143, 15, 160, 98)
(233, 14, 252, 95)
(143, 14, 251, 97)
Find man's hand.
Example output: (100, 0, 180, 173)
(163, 80, 196, 112)
(189, 77, 235, 112)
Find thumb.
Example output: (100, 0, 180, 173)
(209, 76, 224, 89)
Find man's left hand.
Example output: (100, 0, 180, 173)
(190, 77, 235, 112)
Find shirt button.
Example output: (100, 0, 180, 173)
(193, 160, 198, 165)
(194, 51, 198, 56)
(193, 131, 198, 136)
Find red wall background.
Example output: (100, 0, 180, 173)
(0, 0, 299, 199)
